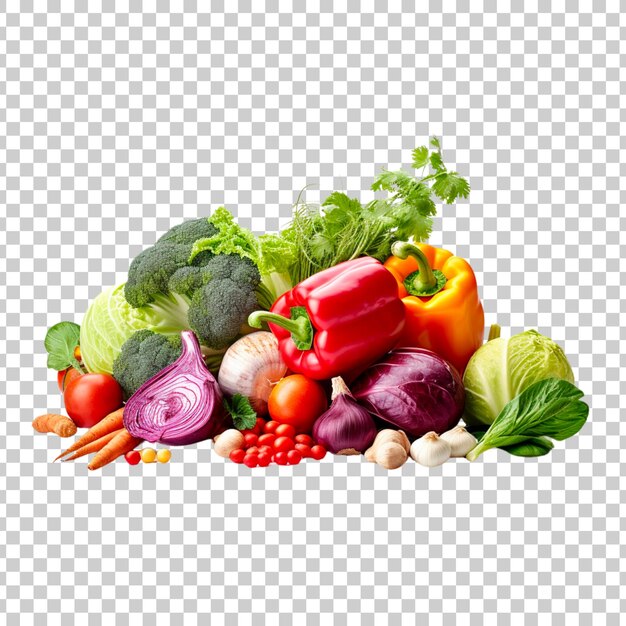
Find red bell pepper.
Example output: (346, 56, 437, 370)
(248, 257, 405, 380)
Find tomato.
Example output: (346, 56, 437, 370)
(263, 421, 280, 434)
(243, 454, 258, 468)
(125, 450, 141, 465)
(294, 443, 311, 458)
(57, 367, 83, 392)
(229, 449, 246, 464)
(245, 446, 259, 456)
(257, 452, 272, 467)
(295, 434, 314, 447)
(310, 445, 327, 460)
(254, 418, 266, 433)
(258, 433, 276, 447)
(243, 433, 258, 448)
(63, 373, 123, 429)
(268, 375, 328, 433)
(275, 423, 296, 439)
(274, 451, 289, 465)
(273, 436, 294, 453)
(286, 449, 302, 465)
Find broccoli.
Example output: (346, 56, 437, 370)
(112, 330, 182, 399)
(184, 255, 261, 349)
(188, 277, 259, 350)
(123, 214, 266, 353)
(157, 217, 218, 245)
(167, 266, 212, 299)
(125, 218, 217, 308)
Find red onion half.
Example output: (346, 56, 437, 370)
(123, 331, 231, 445)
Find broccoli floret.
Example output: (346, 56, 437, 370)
(202, 254, 261, 287)
(168, 266, 212, 299)
(125, 242, 192, 308)
(112, 330, 182, 399)
(157, 217, 217, 245)
(188, 277, 259, 350)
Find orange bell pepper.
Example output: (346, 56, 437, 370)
(384, 241, 484, 375)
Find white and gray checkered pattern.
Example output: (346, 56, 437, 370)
(1, 2, 623, 624)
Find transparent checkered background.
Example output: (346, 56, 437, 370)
(1, 1, 623, 624)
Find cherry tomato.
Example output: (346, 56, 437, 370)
(246, 446, 259, 456)
(295, 434, 314, 447)
(57, 367, 83, 393)
(229, 449, 246, 464)
(268, 375, 328, 433)
(243, 433, 258, 448)
(274, 436, 294, 453)
(274, 451, 289, 465)
(275, 423, 296, 439)
(286, 449, 302, 465)
(258, 433, 276, 447)
(240, 429, 256, 437)
(310, 444, 327, 460)
(125, 450, 141, 465)
(263, 421, 280, 434)
(254, 418, 266, 433)
(63, 373, 123, 429)
(294, 443, 311, 458)
(243, 454, 258, 468)
(257, 452, 272, 467)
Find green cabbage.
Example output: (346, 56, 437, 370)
(80, 284, 189, 374)
(463, 330, 575, 428)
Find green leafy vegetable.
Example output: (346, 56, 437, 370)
(44, 322, 84, 372)
(261, 140, 469, 285)
(466, 378, 589, 462)
(463, 329, 575, 428)
(224, 394, 257, 431)
(500, 437, 554, 457)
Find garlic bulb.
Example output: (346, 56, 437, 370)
(410, 431, 451, 467)
(213, 429, 245, 458)
(365, 441, 408, 469)
(440, 426, 477, 457)
(218, 332, 287, 416)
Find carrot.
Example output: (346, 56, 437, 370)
(54, 407, 124, 461)
(88, 429, 143, 471)
(33, 413, 77, 438)
(62, 428, 124, 462)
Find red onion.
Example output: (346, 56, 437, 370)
(312, 377, 377, 455)
(123, 331, 231, 445)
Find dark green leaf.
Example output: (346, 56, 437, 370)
(466, 378, 589, 461)
(501, 437, 554, 457)
(44, 322, 82, 371)
(225, 394, 257, 431)
(411, 146, 430, 169)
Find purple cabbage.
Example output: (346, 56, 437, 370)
(123, 331, 231, 445)
(351, 348, 465, 439)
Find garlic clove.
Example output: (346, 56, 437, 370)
(440, 426, 477, 457)
(410, 431, 451, 467)
(213, 429, 245, 458)
(372, 442, 408, 469)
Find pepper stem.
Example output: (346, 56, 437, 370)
(488, 324, 501, 341)
(248, 307, 314, 351)
(391, 241, 447, 297)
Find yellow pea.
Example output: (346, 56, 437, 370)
(141, 448, 157, 463)
(157, 449, 172, 463)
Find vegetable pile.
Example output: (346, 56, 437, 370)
(36, 139, 588, 471)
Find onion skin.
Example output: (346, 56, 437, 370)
(311, 377, 377, 454)
(351, 348, 465, 439)
(123, 331, 231, 445)
(218, 332, 287, 416)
